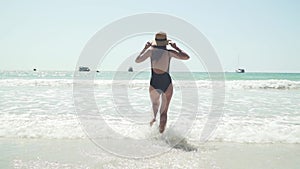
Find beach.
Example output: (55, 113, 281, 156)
(0, 71, 300, 168)
(2, 139, 299, 169)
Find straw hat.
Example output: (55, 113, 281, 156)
(151, 32, 170, 46)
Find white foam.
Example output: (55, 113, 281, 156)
(0, 78, 299, 143)
(0, 79, 73, 87)
(0, 114, 85, 139)
(226, 80, 300, 89)
(13, 159, 88, 169)
(1, 113, 299, 143)
(1, 79, 300, 89)
(188, 114, 300, 144)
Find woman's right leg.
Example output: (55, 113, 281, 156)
(159, 84, 173, 133)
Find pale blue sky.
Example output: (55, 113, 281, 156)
(0, 0, 299, 72)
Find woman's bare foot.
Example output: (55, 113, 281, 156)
(150, 119, 156, 126)
(159, 125, 165, 133)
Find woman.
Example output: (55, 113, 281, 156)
(135, 32, 190, 133)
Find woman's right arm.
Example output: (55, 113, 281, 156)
(169, 42, 190, 60)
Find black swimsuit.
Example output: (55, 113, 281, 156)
(150, 69, 172, 93)
(150, 47, 172, 93)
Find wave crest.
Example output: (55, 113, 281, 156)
(0, 79, 299, 90)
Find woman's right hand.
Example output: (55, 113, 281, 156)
(169, 42, 182, 53)
(169, 42, 177, 49)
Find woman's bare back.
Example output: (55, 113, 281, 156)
(150, 47, 171, 74)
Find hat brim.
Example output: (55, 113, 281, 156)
(151, 39, 170, 47)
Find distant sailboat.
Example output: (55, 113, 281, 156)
(235, 55, 245, 73)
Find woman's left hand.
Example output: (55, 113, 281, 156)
(144, 41, 152, 49)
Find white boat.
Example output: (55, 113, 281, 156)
(79, 66, 90, 72)
(235, 68, 245, 73)
(235, 55, 245, 73)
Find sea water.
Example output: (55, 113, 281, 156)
(0, 71, 299, 169)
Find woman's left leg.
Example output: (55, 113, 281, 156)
(149, 86, 160, 126)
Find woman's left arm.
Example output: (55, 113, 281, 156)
(135, 42, 152, 63)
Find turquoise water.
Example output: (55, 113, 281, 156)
(1, 71, 300, 81)
(0, 70, 300, 168)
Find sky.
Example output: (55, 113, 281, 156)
(0, 0, 299, 72)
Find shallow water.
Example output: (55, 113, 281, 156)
(0, 71, 300, 168)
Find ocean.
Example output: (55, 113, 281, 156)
(0, 71, 300, 169)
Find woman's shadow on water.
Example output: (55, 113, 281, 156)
(159, 128, 198, 152)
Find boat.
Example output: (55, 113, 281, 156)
(79, 66, 90, 72)
(235, 55, 245, 73)
(128, 67, 133, 72)
(235, 68, 245, 73)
